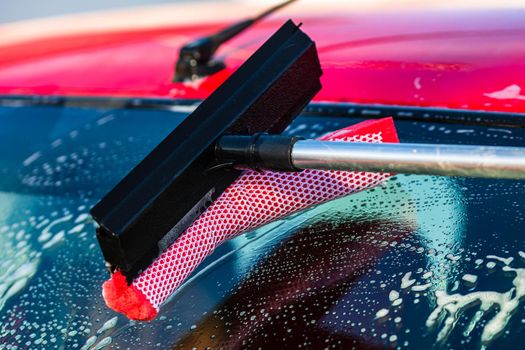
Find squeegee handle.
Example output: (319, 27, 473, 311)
(216, 135, 525, 179)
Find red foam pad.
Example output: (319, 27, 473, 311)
(102, 271, 158, 321)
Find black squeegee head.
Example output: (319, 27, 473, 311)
(90, 20, 322, 280)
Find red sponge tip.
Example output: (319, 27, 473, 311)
(102, 271, 158, 321)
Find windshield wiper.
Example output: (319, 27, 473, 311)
(173, 0, 298, 82)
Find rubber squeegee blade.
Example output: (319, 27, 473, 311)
(90, 20, 323, 281)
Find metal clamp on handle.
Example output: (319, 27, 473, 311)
(216, 134, 303, 171)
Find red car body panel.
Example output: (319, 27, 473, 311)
(0, 3, 524, 113)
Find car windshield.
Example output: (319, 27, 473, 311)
(0, 98, 524, 349)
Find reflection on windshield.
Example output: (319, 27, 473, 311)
(0, 103, 524, 349)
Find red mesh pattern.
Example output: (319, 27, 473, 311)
(129, 118, 398, 311)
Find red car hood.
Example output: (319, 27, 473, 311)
(0, 1, 524, 113)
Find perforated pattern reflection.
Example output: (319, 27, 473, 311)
(134, 127, 389, 309)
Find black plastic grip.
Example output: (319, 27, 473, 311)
(216, 134, 302, 171)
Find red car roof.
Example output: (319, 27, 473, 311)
(0, 1, 524, 113)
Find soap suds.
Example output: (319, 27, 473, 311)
(462, 274, 478, 284)
(375, 308, 389, 319)
(389, 290, 399, 301)
(483, 84, 525, 100)
(411, 283, 431, 292)
(426, 254, 525, 347)
(486, 255, 513, 266)
(401, 272, 416, 289)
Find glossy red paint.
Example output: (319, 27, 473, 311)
(1, 5, 525, 113)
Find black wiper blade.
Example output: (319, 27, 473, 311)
(173, 0, 298, 82)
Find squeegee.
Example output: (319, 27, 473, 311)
(91, 21, 525, 321)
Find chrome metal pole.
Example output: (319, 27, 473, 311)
(291, 141, 525, 179)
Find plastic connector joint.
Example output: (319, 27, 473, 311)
(216, 134, 303, 172)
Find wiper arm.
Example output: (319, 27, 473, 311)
(174, 0, 298, 82)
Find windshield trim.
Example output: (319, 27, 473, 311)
(1, 95, 524, 128)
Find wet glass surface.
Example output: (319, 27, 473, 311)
(0, 102, 524, 349)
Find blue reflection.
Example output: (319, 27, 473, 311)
(0, 103, 524, 349)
